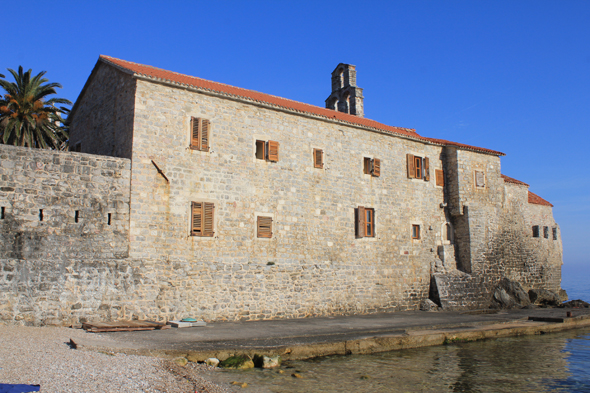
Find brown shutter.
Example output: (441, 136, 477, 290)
(436, 169, 445, 187)
(372, 158, 380, 177)
(257, 216, 272, 238)
(424, 157, 430, 181)
(407, 154, 415, 178)
(190, 117, 200, 149)
(191, 202, 202, 235)
(313, 148, 323, 168)
(357, 206, 366, 238)
(267, 141, 279, 162)
(201, 119, 210, 151)
(202, 202, 214, 236)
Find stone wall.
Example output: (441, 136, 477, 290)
(0, 144, 131, 324)
(68, 62, 136, 158)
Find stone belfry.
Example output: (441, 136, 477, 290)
(325, 63, 364, 117)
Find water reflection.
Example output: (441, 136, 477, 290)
(213, 328, 590, 392)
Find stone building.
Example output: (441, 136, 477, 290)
(0, 56, 563, 325)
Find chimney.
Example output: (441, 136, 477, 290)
(325, 63, 364, 117)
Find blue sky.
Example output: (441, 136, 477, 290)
(4, 1, 589, 267)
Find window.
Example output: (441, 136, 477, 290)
(412, 224, 421, 240)
(553, 227, 558, 240)
(543, 226, 549, 239)
(39, 209, 43, 221)
(257, 216, 273, 238)
(474, 171, 486, 188)
(73, 143, 81, 152)
(1, 207, 4, 220)
(191, 202, 215, 237)
(363, 157, 380, 177)
(532, 225, 540, 238)
(190, 117, 210, 151)
(255, 140, 279, 162)
(435, 169, 444, 187)
(355, 206, 375, 238)
(313, 148, 324, 169)
(406, 154, 429, 180)
(75, 210, 80, 223)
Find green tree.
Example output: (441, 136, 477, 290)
(0, 66, 71, 149)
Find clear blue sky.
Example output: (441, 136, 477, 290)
(4, 1, 589, 267)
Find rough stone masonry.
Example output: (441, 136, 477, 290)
(0, 57, 563, 325)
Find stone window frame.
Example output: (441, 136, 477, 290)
(355, 206, 376, 239)
(254, 212, 275, 241)
(189, 199, 217, 240)
(252, 136, 279, 164)
(189, 116, 211, 152)
(473, 170, 486, 190)
(362, 155, 380, 177)
(406, 153, 430, 182)
(441, 221, 454, 245)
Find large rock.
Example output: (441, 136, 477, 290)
(528, 288, 561, 307)
(219, 355, 254, 370)
(253, 354, 281, 369)
(560, 299, 590, 308)
(492, 278, 531, 309)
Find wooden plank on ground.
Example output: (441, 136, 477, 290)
(82, 320, 168, 332)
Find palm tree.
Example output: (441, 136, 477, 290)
(0, 66, 71, 149)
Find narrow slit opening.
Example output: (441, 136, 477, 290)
(75, 210, 79, 223)
(1, 207, 5, 219)
(107, 213, 112, 225)
(39, 209, 44, 221)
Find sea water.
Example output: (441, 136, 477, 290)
(214, 264, 590, 392)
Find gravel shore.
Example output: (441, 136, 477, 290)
(0, 325, 233, 393)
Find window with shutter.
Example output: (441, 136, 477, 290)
(423, 157, 430, 181)
(363, 158, 371, 174)
(257, 216, 273, 238)
(191, 202, 215, 237)
(356, 206, 366, 238)
(313, 148, 324, 169)
(190, 117, 211, 151)
(414, 156, 422, 179)
(412, 224, 421, 239)
(355, 206, 375, 238)
(435, 169, 445, 187)
(267, 141, 279, 162)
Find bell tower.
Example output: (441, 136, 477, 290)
(325, 63, 364, 117)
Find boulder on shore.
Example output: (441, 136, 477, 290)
(491, 278, 531, 309)
(219, 355, 254, 370)
(560, 299, 590, 308)
(528, 288, 561, 307)
(253, 354, 281, 369)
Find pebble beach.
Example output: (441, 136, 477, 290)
(0, 325, 232, 393)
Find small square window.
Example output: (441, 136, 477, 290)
(257, 216, 273, 238)
(532, 225, 540, 238)
(412, 224, 420, 240)
(255, 140, 279, 162)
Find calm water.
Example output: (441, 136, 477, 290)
(212, 264, 590, 392)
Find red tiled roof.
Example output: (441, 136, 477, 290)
(501, 174, 529, 187)
(98, 55, 505, 156)
(528, 191, 553, 207)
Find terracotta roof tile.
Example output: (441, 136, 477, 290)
(501, 174, 529, 187)
(98, 55, 505, 157)
(528, 191, 553, 207)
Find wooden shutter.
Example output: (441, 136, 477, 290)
(356, 206, 366, 238)
(435, 169, 445, 187)
(191, 202, 202, 236)
(407, 154, 415, 178)
(190, 117, 200, 149)
(257, 216, 272, 238)
(313, 148, 323, 168)
(267, 141, 279, 162)
(372, 158, 380, 177)
(424, 157, 430, 181)
(203, 202, 214, 236)
(200, 119, 210, 151)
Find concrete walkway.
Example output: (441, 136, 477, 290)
(76, 308, 590, 362)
